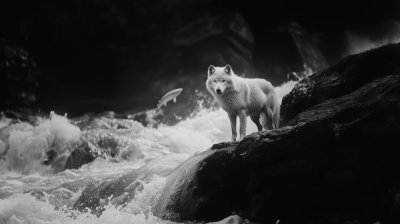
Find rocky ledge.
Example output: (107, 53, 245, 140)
(152, 43, 400, 224)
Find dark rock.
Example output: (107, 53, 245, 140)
(154, 144, 244, 222)
(64, 141, 99, 170)
(235, 76, 400, 223)
(210, 141, 239, 150)
(153, 43, 400, 223)
(280, 43, 400, 126)
(50, 153, 70, 174)
(93, 131, 129, 158)
(206, 215, 245, 224)
(64, 126, 143, 170)
(73, 179, 119, 215)
(43, 149, 58, 165)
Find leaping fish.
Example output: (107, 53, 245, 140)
(157, 88, 183, 109)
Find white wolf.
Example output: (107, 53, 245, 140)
(206, 64, 280, 142)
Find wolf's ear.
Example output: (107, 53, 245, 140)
(224, 64, 232, 75)
(208, 65, 215, 77)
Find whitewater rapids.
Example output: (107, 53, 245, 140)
(0, 82, 297, 224)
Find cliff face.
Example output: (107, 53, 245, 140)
(153, 43, 400, 223)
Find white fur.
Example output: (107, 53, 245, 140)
(206, 65, 280, 142)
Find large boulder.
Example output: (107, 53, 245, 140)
(235, 74, 400, 223)
(64, 141, 101, 170)
(153, 43, 400, 223)
(154, 142, 243, 221)
(280, 43, 400, 126)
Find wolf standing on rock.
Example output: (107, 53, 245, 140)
(206, 64, 280, 142)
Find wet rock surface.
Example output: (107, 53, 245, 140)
(235, 76, 400, 223)
(280, 43, 400, 126)
(64, 141, 101, 170)
(153, 43, 400, 223)
(154, 142, 242, 221)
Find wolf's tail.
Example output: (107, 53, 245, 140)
(261, 96, 280, 130)
(261, 110, 279, 130)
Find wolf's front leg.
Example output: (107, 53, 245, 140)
(239, 110, 247, 140)
(228, 113, 237, 142)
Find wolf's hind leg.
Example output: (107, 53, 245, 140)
(228, 113, 237, 142)
(250, 114, 262, 132)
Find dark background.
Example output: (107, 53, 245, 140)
(1, 0, 400, 122)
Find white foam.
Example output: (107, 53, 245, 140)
(0, 81, 301, 223)
(0, 113, 80, 174)
(0, 193, 164, 224)
(0, 116, 12, 129)
(0, 139, 6, 155)
(122, 174, 167, 215)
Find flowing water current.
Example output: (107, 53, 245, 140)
(0, 82, 296, 224)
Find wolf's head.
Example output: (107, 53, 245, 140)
(206, 64, 237, 95)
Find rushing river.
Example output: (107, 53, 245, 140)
(0, 82, 296, 224)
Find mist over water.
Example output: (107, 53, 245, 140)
(0, 81, 297, 223)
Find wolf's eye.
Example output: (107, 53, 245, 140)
(214, 80, 216, 82)
(222, 80, 226, 82)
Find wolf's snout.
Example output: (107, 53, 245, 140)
(216, 89, 222, 94)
